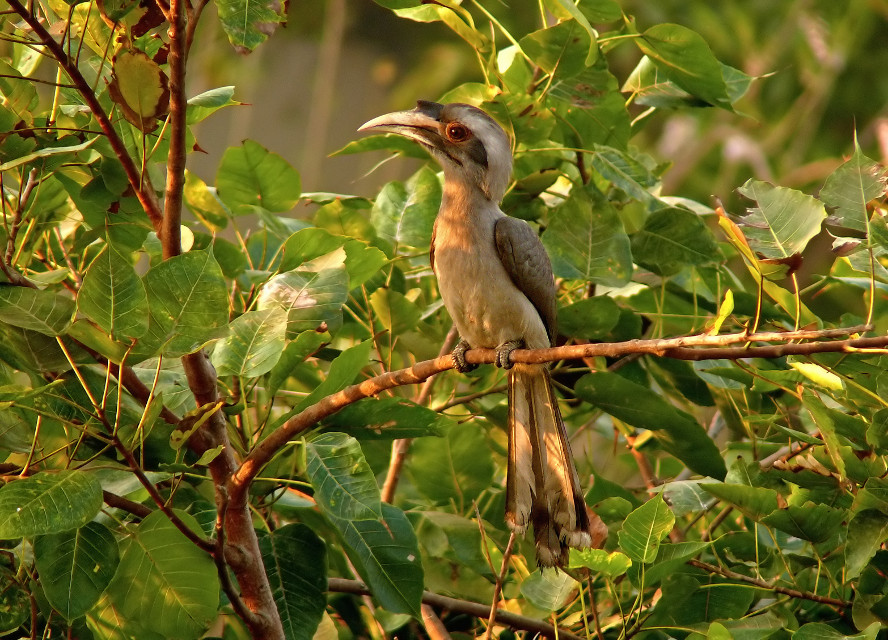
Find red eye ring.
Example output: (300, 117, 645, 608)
(446, 123, 470, 142)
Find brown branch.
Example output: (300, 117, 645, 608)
(327, 578, 583, 640)
(161, 0, 187, 261)
(688, 559, 848, 608)
(102, 490, 152, 517)
(4, 0, 164, 232)
(233, 325, 886, 496)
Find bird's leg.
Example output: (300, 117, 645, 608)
(451, 338, 478, 373)
(494, 339, 524, 370)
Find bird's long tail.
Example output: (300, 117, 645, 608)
(505, 363, 592, 567)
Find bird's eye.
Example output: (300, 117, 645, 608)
(446, 123, 471, 142)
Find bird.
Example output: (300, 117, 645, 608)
(359, 100, 593, 567)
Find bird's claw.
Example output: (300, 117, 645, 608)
(495, 340, 523, 370)
(451, 339, 478, 373)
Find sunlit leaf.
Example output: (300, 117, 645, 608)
(618, 495, 675, 563)
(216, 139, 301, 213)
(520, 569, 578, 611)
(736, 179, 827, 258)
(215, 0, 286, 52)
(0, 470, 102, 539)
(256, 254, 348, 337)
(141, 249, 230, 357)
(371, 166, 440, 250)
(107, 48, 169, 133)
(636, 23, 732, 109)
(0, 286, 74, 336)
(77, 246, 149, 340)
(820, 143, 887, 233)
(210, 307, 287, 377)
(186, 86, 242, 124)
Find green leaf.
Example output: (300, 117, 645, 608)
(542, 185, 633, 287)
(631, 207, 721, 276)
(256, 257, 348, 337)
(591, 146, 659, 204)
(280, 227, 387, 289)
(761, 502, 845, 543)
(0, 470, 102, 539)
(618, 495, 675, 563)
(846, 509, 888, 580)
(186, 86, 241, 125)
(407, 421, 494, 509)
(575, 372, 726, 479)
(802, 390, 846, 477)
(520, 569, 579, 611)
(331, 134, 430, 160)
(736, 179, 827, 259)
(700, 483, 779, 520)
(305, 432, 383, 521)
(77, 246, 149, 340)
(214, 0, 285, 52)
(557, 296, 621, 340)
(183, 170, 228, 231)
(107, 510, 218, 639)
(0, 286, 74, 336)
(216, 139, 301, 213)
(141, 249, 229, 357)
(569, 548, 632, 577)
(793, 622, 879, 640)
(821, 143, 887, 233)
(520, 20, 593, 79)
(210, 307, 287, 377)
(259, 524, 326, 640)
(371, 166, 440, 250)
(288, 339, 372, 418)
(330, 503, 423, 617)
(637, 540, 709, 586)
(266, 329, 328, 396)
(636, 23, 732, 109)
(324, 397, 449, 440)
(35, 522, 119, 620)
(392, 3, 486, 50)
(369, 288, 422, 336)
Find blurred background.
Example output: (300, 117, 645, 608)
(186, 0, 888, 209)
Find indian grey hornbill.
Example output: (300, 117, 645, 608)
(359, 101, 593, 566)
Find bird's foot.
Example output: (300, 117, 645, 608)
(495, 339, 524, 370)
(451, 339, 478, 373)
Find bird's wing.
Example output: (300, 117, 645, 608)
(494, 216, 558, 346)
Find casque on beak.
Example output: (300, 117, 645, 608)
(358, 100, 446, 149)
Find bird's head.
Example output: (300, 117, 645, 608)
(359, 100, 512, 203)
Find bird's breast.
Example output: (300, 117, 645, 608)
(432, 211, 549, 350)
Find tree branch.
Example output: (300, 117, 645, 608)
(233, 324, 886, 494)
(327, 578, 583, 640)
(4, 0, 164, 232)
(688, 559, 848, 608)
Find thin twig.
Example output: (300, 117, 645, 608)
(688, 559, 848, 608)
(484, 531, 516, 640)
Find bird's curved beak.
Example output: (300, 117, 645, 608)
(358, 100, 445, 148)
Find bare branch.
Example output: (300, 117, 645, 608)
(688, 559, 848, 608)
(328, 578, 583, 640)
(233, 325, 887, 493)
